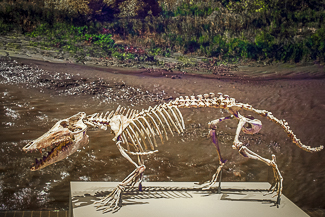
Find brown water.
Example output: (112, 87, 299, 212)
(1, 57, 325, 213)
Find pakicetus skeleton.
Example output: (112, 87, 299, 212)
(22, 92, 324, 213)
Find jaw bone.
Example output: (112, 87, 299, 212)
(23, 112, 89, 171)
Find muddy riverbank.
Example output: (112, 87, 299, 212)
(1, 33, 324, 81)
(1, 56, 325, 216)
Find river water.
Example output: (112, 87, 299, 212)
(0, 57, 324, 213)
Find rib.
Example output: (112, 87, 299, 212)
(135, 119, 155, 150)
(146, 113, 164, 144)
(156, 109, 174, 136)
(139, 116, 158, 148)
(127, 125, 144, 152)
(151, 110, 169, 141)
(161, 107, 181, 134)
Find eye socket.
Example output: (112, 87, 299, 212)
(73, 128, 82, 132)
(60, 121, 69, 128)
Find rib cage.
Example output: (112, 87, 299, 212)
(121, 103, 184, 154)
(86, 103, 185, 155)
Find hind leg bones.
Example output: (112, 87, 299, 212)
(233, 113, 283, 205)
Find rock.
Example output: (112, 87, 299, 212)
(163, 96, 173, 100)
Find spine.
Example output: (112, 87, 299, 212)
(170, 92, 223, 108)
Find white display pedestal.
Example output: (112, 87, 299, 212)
(70, 182, 308, 217)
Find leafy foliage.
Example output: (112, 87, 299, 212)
(173, 2, 217, 17)
(1, 0, 325, 62)
(26, 23, 115, 58)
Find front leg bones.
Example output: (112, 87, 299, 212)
(94, 140, 146, 213)
(201, 116, 234, 190)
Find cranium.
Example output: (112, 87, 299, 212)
(23, 112, 89, 171)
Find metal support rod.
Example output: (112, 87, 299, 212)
(118, 191, 123, 207)
(217, 169, 222, 194)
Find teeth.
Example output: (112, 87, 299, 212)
(32, 141, 71, 170)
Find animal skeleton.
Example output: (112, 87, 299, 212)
(23, 92, 324, 212)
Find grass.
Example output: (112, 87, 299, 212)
(24, 22, 159, 62)
(1, 0, 325, 64)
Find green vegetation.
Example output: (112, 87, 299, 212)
(1, 0, 325, 63)
(25, 23, 115, 56)
(22, 22, 157, 61)
(173, 2, 218, 17)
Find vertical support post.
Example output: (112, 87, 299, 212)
(277, 194, 281, 207)
(69, 182, 72, 217)
(119, 191, 123, 207)
(217, 169, 222, 194)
